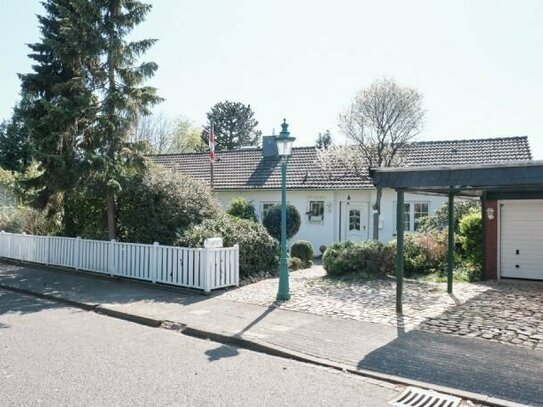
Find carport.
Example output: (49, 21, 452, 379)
(370, 160, 543, 313)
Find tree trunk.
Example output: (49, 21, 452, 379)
(372, 187, 383, 240)
(107, 192, 116, 240)
(63, 191, 76, 237)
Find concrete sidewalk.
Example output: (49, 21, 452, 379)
(0, 261, 541, 407)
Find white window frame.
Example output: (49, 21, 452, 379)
(307, 200, 325, 223)
(393, 201, 430, 233)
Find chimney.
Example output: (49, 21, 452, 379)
(262, 135, 278, 157)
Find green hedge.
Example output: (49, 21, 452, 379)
(322, 240, 394, 276)
(181, 214, 279, 279)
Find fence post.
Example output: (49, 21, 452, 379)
(203, 247, 211, 294)
(0, 230, 5, 258)
(45, 234, 50, 266)
(234, 244, 240, 287)
(21, 232, 26, 262)
(108, 239, 116, 276)
(150, 242, 159, 283)
(75, 237, 81, 270)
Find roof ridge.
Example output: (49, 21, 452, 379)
(411, 135, 528, 145)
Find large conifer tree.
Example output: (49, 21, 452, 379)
(18, 0, 100, 235)
(19, 0, 160, 238)
(89, 0, 162, 239)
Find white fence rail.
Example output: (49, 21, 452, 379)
(0, 232, 239, 292)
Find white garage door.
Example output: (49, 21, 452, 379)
(500, 201, 543, 280)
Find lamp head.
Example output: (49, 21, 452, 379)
(276, 119, 296, 157)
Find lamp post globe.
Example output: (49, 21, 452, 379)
(276, 119, 295, 301)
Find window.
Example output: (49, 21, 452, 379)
(349, 209, 361, 231)
(394, 201, 429, 232)
(260, 202, 279, 222)
(307, 200, 325, 222)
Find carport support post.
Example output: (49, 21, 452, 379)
(396, 189, 405, 314)
(447, 192, 455, 294)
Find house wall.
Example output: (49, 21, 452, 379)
(216, 189, 448, 251)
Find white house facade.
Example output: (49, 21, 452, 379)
(151, 135, 532, 251)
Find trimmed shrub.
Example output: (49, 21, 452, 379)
(458, 210, 483, 265)
(226, 197, 257, 222)
(319, 245, 327, 255)
(181, 214, 279, 279)
(288, 256, 304, 271)
(263, 204, 301, 240)
(290, 240, 314, 268)
(322, 240, 394, 276)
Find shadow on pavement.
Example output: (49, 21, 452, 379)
(205, 344, 240, 362)
(358, 282, 543, 406)
(0, 261, 209, 309)
(0, 288, 66, 324)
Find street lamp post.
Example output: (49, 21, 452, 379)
(276, 119, 295, 301)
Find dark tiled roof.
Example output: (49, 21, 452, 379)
(150, 136, 532, 190)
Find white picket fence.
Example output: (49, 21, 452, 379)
(0, 232, 239, 292)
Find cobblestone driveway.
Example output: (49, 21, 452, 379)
(218, 266, 543, 351)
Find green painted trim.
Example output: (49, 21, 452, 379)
(447, 192, 455, 294)
(396, 189, 405, 314)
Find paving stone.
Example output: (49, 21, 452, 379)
(218, 265, 543, 352)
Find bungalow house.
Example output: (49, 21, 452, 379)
(151, 136, 532, 253)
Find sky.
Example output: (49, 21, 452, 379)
(1, 0, 542, 158)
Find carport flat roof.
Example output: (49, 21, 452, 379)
(370, 160, 543, 196)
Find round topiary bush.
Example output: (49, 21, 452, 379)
(263, 204, 301, 241)
(226, 197, 257, 222)
(290, 240, 314, 268)
(181, 213, 279, 279)
(319, 245, 327, 255)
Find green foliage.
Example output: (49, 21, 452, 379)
(288, 257, 304, 271)
(290, 240, 314, 268)
(0, 112, 33, 173)
(16, 0, 161, 239)
(182, 214, 279, 279)
(418, 200, 480, 232)
(170, 118, 207, 153)
(263, 204, 301, 240)
(202, 101, 262, 150)
(319, 245, 327, 255)
(322, 240, 394, 276)
(226, 197, 257, 222)
(458, 210, 483, 266)
(0, 206, 59, 236)
(67, 165, 219, 244)
(315, 130, 332, 149)
(390, 231, 448, 277)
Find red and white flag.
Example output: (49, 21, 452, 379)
(208, 126, 216, 163)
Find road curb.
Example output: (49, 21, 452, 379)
(0, 283, 98, 311)
(0, 281, 525, 407)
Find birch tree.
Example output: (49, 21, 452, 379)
(320, 78, 425, 240)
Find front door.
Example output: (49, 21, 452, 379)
(342, 202, 369, 242)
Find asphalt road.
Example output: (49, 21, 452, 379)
(0, 289, 399, 406)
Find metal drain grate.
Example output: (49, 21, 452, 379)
(389, 386, 462, 407)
